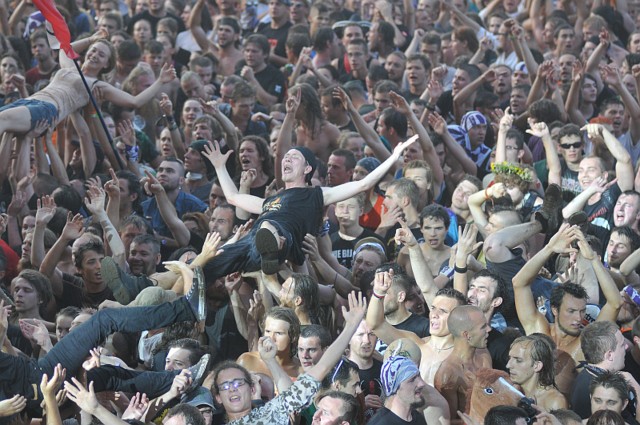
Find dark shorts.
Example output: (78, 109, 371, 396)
(0, 98, 58, 130)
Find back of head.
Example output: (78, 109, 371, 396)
(165, 403, 206, 425)
(447, 305, 482, 338)
(485, 406, 528, 425)
(580, 321, 618, 364)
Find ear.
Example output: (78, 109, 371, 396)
(551, 306, 558, 319)
(294, 295, 303, 307)
(230, 99, 236, 108)
(491, 296, 503, 309)
(633, 335, 640, 347)
(214, 393, 222, 405)
(179, 175, 185, 186)
(304, 164, 313, 177)
(623, 399, 629, 411)
(397, 291, 406, 303)
(155, 253, 161, 266)
(532, 360, 543, 373)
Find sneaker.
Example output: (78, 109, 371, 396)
(534, 183, 563, 235)
(185, 266, 206, 321)
(100, 257, 153, 305)
(184, 354, 211, 395)
(255, 227, 280, 275)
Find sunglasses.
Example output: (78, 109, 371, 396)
(560, 142, 583, 149)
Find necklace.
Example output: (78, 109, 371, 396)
(434, 344, 454, 353)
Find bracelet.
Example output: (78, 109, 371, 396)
(484, 188, 490, 201)
(454, 265, 468, 274)
(372, 291, 386, 299)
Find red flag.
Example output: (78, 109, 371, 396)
(31, 0, 78, 59)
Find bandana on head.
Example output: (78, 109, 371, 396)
(514, 62, 528, 75)
(291, 146, 317, 184)
(381, 356, 420, 397)
(357, 157, 381, 174)
(461, 111, 488, 132)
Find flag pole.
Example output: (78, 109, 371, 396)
(71, 58, 125, 170)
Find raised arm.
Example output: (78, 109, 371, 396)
(322, 135, 419, 205)
(274, 90, 300, 187)
(69, 111, 97, 180)
(585, 123, 634, 190)
(513, 224, 578, 335)
(565, 61, 587, 126)
(257, 336, 294, 393)
(562, 175, 615, 219)
(366, 269, 426, 347)
(40, 213, 84, 298)
(427, 111, 477, 175)
(86, 186, 127, 266)
(575, 230, 622, 321)
(495, 108, 515, 164)
(306, 291, 367, 381)
(528, 120, 561, 186)
(202, 141, 264, 214)
(601, 65, 640, 145)
(99, 63, 177, 109)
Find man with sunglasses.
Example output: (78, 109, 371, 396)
(537, 123, 584, 202)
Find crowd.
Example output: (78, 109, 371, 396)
(1, 0, 640, 424)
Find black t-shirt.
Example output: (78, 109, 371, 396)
(255, 186, 324, 265)
(359, 359, 383, 422)
(330, 228, 383, 269)
(369, 407, 427, 425)
(59, 272, 115, 309)
(571, 367, 639, 422)
(383, 224, 424, 261)
(376, 313, 430, 354)
(252, 64, 287, 105)
(257, 21, 292, 60)
(583, 182, 621, 241)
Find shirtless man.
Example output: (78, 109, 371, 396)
(506, 335, 568, 411)
(237, 307, 302, 379)
(367, 269, 467, 385)
(513, 224, 623, 396)
(434, 305, 492, 423)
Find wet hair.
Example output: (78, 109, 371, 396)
(330, 148, 357, 170)
(435, 287, 467, 306)
(165, 404, 206, 425)
(300, 324, 332, 349)
(587, 410, 625, 425)
(12, 269, 53, 313)
(386, 178, 420, 208)
(419, 204, 450, 229)
(485, 406, 528, 425)
(380, 107, 408, 138)
(265, 307, 301, 356)
(315, 391, 359, 425)
(167, 338, 207, 366)
(590, 371, 629, 402)
(321, 356, 359, 390)
(550, 409, 583, 425)
(510, 335, 556, 387)
(549, 282, 588, 315)
(289, 274, 320, 324)
(528, 99, 562, 124)
(290, 83, 323, 134)
(611, 226, 640, 252)
(581, 321, 619, 364)
(471, 269, 507, 304)
(212, 360, 253, 394)
(245, 34, 270, 55)
(116, 170, 143, 215)
(74, 239, 104, 269)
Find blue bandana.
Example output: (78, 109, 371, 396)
(381, 356, 420, 397)
(461, 111, 488, 132)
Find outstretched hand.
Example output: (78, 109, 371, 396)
(65, 379, 100, 415)
(393, 135, 419, 157)
(203, 140, 233, 170)
(342, 291, 367, 327)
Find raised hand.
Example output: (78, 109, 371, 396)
(389, 91, 412, 115)
(600, 64, 622, 87)
(200, 231, 223, 259)
(395, 219, 418, 248)
(159, 63, 178, 84)
(258, 336, 277, 360)
(35, 195, 57, 226)
(202, 140, 233, 170)
(373, 269, 393, 297)
(85, 186, 107, 216)
(285, 88, 302, 115)
(103, 168, 120, 200)
(169, 370, 192, 398)
(82, 347, 102, 371)
(117, 119, 135, 146)
(499, 107, 514, 132)
(240, 169, 257, 190)
(588, 176, 617, 193)
(302, 233, 321, 262)
(581, 123, 604, 140)
(426, 78, 444, 100)
(486, 182, 507, 199)
(0, 395, 26, 417)
(248, 290, 264, 324)
(61, 212, 84, 240)
(342, 291, 367, 326)
(455, 223, 482, 260)
(526, 120, 550, 139)
(65, 379, 100, 415)
(141, 170, 164, 196)
(163, 260, 194, 282)
(427, 111, 447, 135)
(41, 364, 66, 399)
(26, 119, 49, 139)
(121, 393, 149, 421)
(225, 272, 243, 294)
(19, 318, 52, 350)
(159, 93, 173, 117)
(332, 86, 353, 111)
(547, 224, 580, 255)
(572, 60, 583, 82)
(7, 191, 27, 217)
(392, 135, 419, 157)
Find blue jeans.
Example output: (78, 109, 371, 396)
(0, 99, 58, 130)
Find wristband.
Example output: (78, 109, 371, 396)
(125, 144, 140, 162)
(372, 291, 386, 299)
(318, 219, 330, 237)
(454, 265, 468, 274)
(484, 188, 490, 201)
(440, 266, 454, 279)
(164, 114, 175, 124)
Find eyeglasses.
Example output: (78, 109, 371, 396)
(330, 356, 357, 384)
(218, 378, 248, 391)
(560, 142, 583, 149)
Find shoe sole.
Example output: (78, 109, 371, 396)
(186, 354, 211, 394)
(100, 258, 132, 304)
(255, 228, 280, 275)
